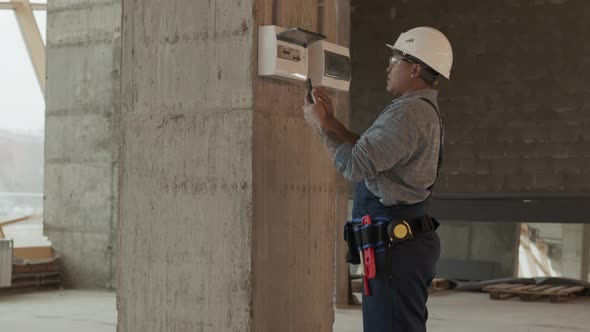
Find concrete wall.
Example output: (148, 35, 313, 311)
(117, 0, 347, 330)
(44, 0, 121, 288)
(350, 0, 590, 279)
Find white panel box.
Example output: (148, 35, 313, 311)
(308, 41, 351, 91)
(258, 26, 309, 82)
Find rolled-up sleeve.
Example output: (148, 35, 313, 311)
(333, 108, 416, 182)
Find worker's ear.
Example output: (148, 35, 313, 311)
(411, 63, 422, 79)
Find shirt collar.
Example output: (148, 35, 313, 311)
(398, 88, 438, 101)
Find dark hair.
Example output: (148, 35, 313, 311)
(398, 52, 441, 86)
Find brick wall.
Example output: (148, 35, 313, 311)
(351, 0, 590, 193)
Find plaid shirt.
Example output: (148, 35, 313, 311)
(334, 89, 443, 206)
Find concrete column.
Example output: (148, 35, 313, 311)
(561, 224, 584, 279)
(117, 1, 348, 331)
(44, 0, 121, 288)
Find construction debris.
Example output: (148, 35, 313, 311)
(483, 283, 586, 303)
(0, 215, 62, 291)
(429, 278, 452, 293)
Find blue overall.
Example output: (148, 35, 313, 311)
(352, 180, 440, 332)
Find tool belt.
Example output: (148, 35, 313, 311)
(343, 215, 439, 265)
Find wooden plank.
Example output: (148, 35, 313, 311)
(489, 291, 517, 300)
(13, 259, 59, 274)
(549, 287, 585, 304)
(0, 214, 40, 227)
(502, 285, 542, 301)
(11, 0, 46, 95)
(485, 283, 529, 301)
(484, 282, 587, 303)
(526, 285, 554, 292)
(509, 284, 538, 292)
(519, 292, 545, 302)
(0, 214, 41, 239)
(10, 278, 61, 288)
(483, 283, 523, 291)
(0, 2, 46, 10)
(12, 271, 60, 280)
(540, 285, 570, 294)
(555, 286, 585, 295)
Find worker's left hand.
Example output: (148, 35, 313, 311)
(303, 89, 337, 130)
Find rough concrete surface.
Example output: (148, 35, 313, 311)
(44, 0, 122, 288)
(117, 0, 350, 331)
(117, 0, 255, 331)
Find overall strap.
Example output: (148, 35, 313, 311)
(419, 97, 444, 191)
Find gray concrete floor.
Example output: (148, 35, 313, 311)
(0, 290, 116, 332)
(334, 291, 590, 332)
(0, 290, 589, 331)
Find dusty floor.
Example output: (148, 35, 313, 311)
(0, 290, 588, 331)
(334, 291, 590, 332)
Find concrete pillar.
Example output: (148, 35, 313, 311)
(44, 0, 121, 288)
(116, 1, 349, 331)
(561, 224, 584, 279)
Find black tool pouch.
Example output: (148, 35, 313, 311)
(343, 221, 361, 265)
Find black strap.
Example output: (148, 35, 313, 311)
(348, 217, 439, 249)
(419, 98, 444, 192)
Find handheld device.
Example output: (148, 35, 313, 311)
(306, 78, 314, 104)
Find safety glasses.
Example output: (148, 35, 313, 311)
(389, 55, 418, 67)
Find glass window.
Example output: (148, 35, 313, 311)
(0, 10, 44, 132)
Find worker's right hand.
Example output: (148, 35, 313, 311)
(303, 89, 340, 132)
(314, 88, 335, 118)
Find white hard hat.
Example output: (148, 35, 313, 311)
(386, 27, 453, 79)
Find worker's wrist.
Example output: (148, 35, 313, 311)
(322, 116, 342, 134)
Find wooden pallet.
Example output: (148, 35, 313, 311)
(13, 259, 60, 274)
(11, 271, 63, 288)
(483, 283, 586, 303)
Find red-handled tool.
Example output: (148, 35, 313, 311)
(362, 215, 376, 280)
(359, 247, 370, 296)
